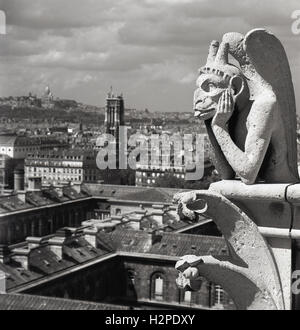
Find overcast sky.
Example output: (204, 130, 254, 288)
(0, 0, 300, 112)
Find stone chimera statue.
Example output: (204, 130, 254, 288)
(174, 29, 299, 310)
(194, 29, 299, 184)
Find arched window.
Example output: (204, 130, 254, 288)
(115, 208, 122, 216)
(214, 285, 225, 306)
(184, 290, 192, 304)
(126, 269, 137, 299)
(178, 288, 193, 305)
(127, 270, 135, 285)
(150, 272, 165, 301)
(210, 283, 230, 308)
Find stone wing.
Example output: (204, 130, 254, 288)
(243, 29, 299, 180)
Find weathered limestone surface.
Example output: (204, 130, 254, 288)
(210, 180, 294, 310)
(210, 181, 292, 229)
(174, 28, 299, 310)
(193, 29, 298, 185)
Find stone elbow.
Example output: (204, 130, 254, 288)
(241, 176, 256, 185)
(239, 169, 257, 185)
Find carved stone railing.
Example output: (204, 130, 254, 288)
(175, 181, 300, 310)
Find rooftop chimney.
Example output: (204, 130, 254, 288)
(27, 177, 42, 192)
(17, 190, 26, 203)
(151, 205, 165, 227)
(11, 248, 31, 270)
(14, 169, 24, 191)
(143, 229, 163, 251)
(48, 237, 65, 260)
(83, 227, 98, 248)
(71, 183, 81, 194)
(26, 237, 44, 250)
(111, 215, 123, 222)
(55, 187, 64, 198)
(0, 245, 10, 264)
(150, 229, 163, 245)
(48, 228, 73, 260)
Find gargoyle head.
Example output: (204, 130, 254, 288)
(194, 41, 249, 121)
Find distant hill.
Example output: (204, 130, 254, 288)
(0, 95, 198, 127)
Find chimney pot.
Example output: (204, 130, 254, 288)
(14, 168, 25, 191)
(148, 229, 163, 245)
(48, 237, 65, 260)
(26, 237, 44, 250)
(11, 248, 31, 270)
(83, 228, 98, 248)
(55, 187, 63, 197)
(17, 190, 26, 203)
(71, 183, 81, 194)
(27, 177, 42, 192)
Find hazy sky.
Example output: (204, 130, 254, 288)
(0, 0, 300, 112)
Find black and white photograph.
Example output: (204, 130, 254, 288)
(0, 0, 300, 316)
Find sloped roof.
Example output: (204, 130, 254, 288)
(0, 186, 90, 215)
(0, 235, 110, 290)
(0, 294, 128, 310)
(1, 228, 227, 292)
(97, 229, 227, 257)
(148, 232, 227, 257)
(0, 195, 32, 213)
(100, 230, 151, 254)
(0, 135, 17, 147)
(84, 183, 187, 204)
(116, 188, 174, 203)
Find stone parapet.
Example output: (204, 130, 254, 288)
(210, 181, 292, 229)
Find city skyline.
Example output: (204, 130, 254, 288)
(0, 0, 300, 112)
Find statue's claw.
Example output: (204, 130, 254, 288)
(173, 191, 198, 221)
(173, 190, 284, 310)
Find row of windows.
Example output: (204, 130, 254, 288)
(43, 176, 82, 182)
(85, 169, 98, 175)
(136, 175, 184, 184)
(126, 270, 231, 307)
(27, 161, 83, 167)
(140, 172, 184, 179)
(137, 166, 185, 172)
(28, 167, 82, 174)
(85, 176, 97, 181)
(1, 147, 38, 153)
(1, 148, 11, 152)
(29, 155, 83, 160)
(28, 173, 97, 182)
(15, 147, 39, 153)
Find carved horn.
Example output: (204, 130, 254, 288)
(206, 40, 219, 65)
(215, 42, 229, 65)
